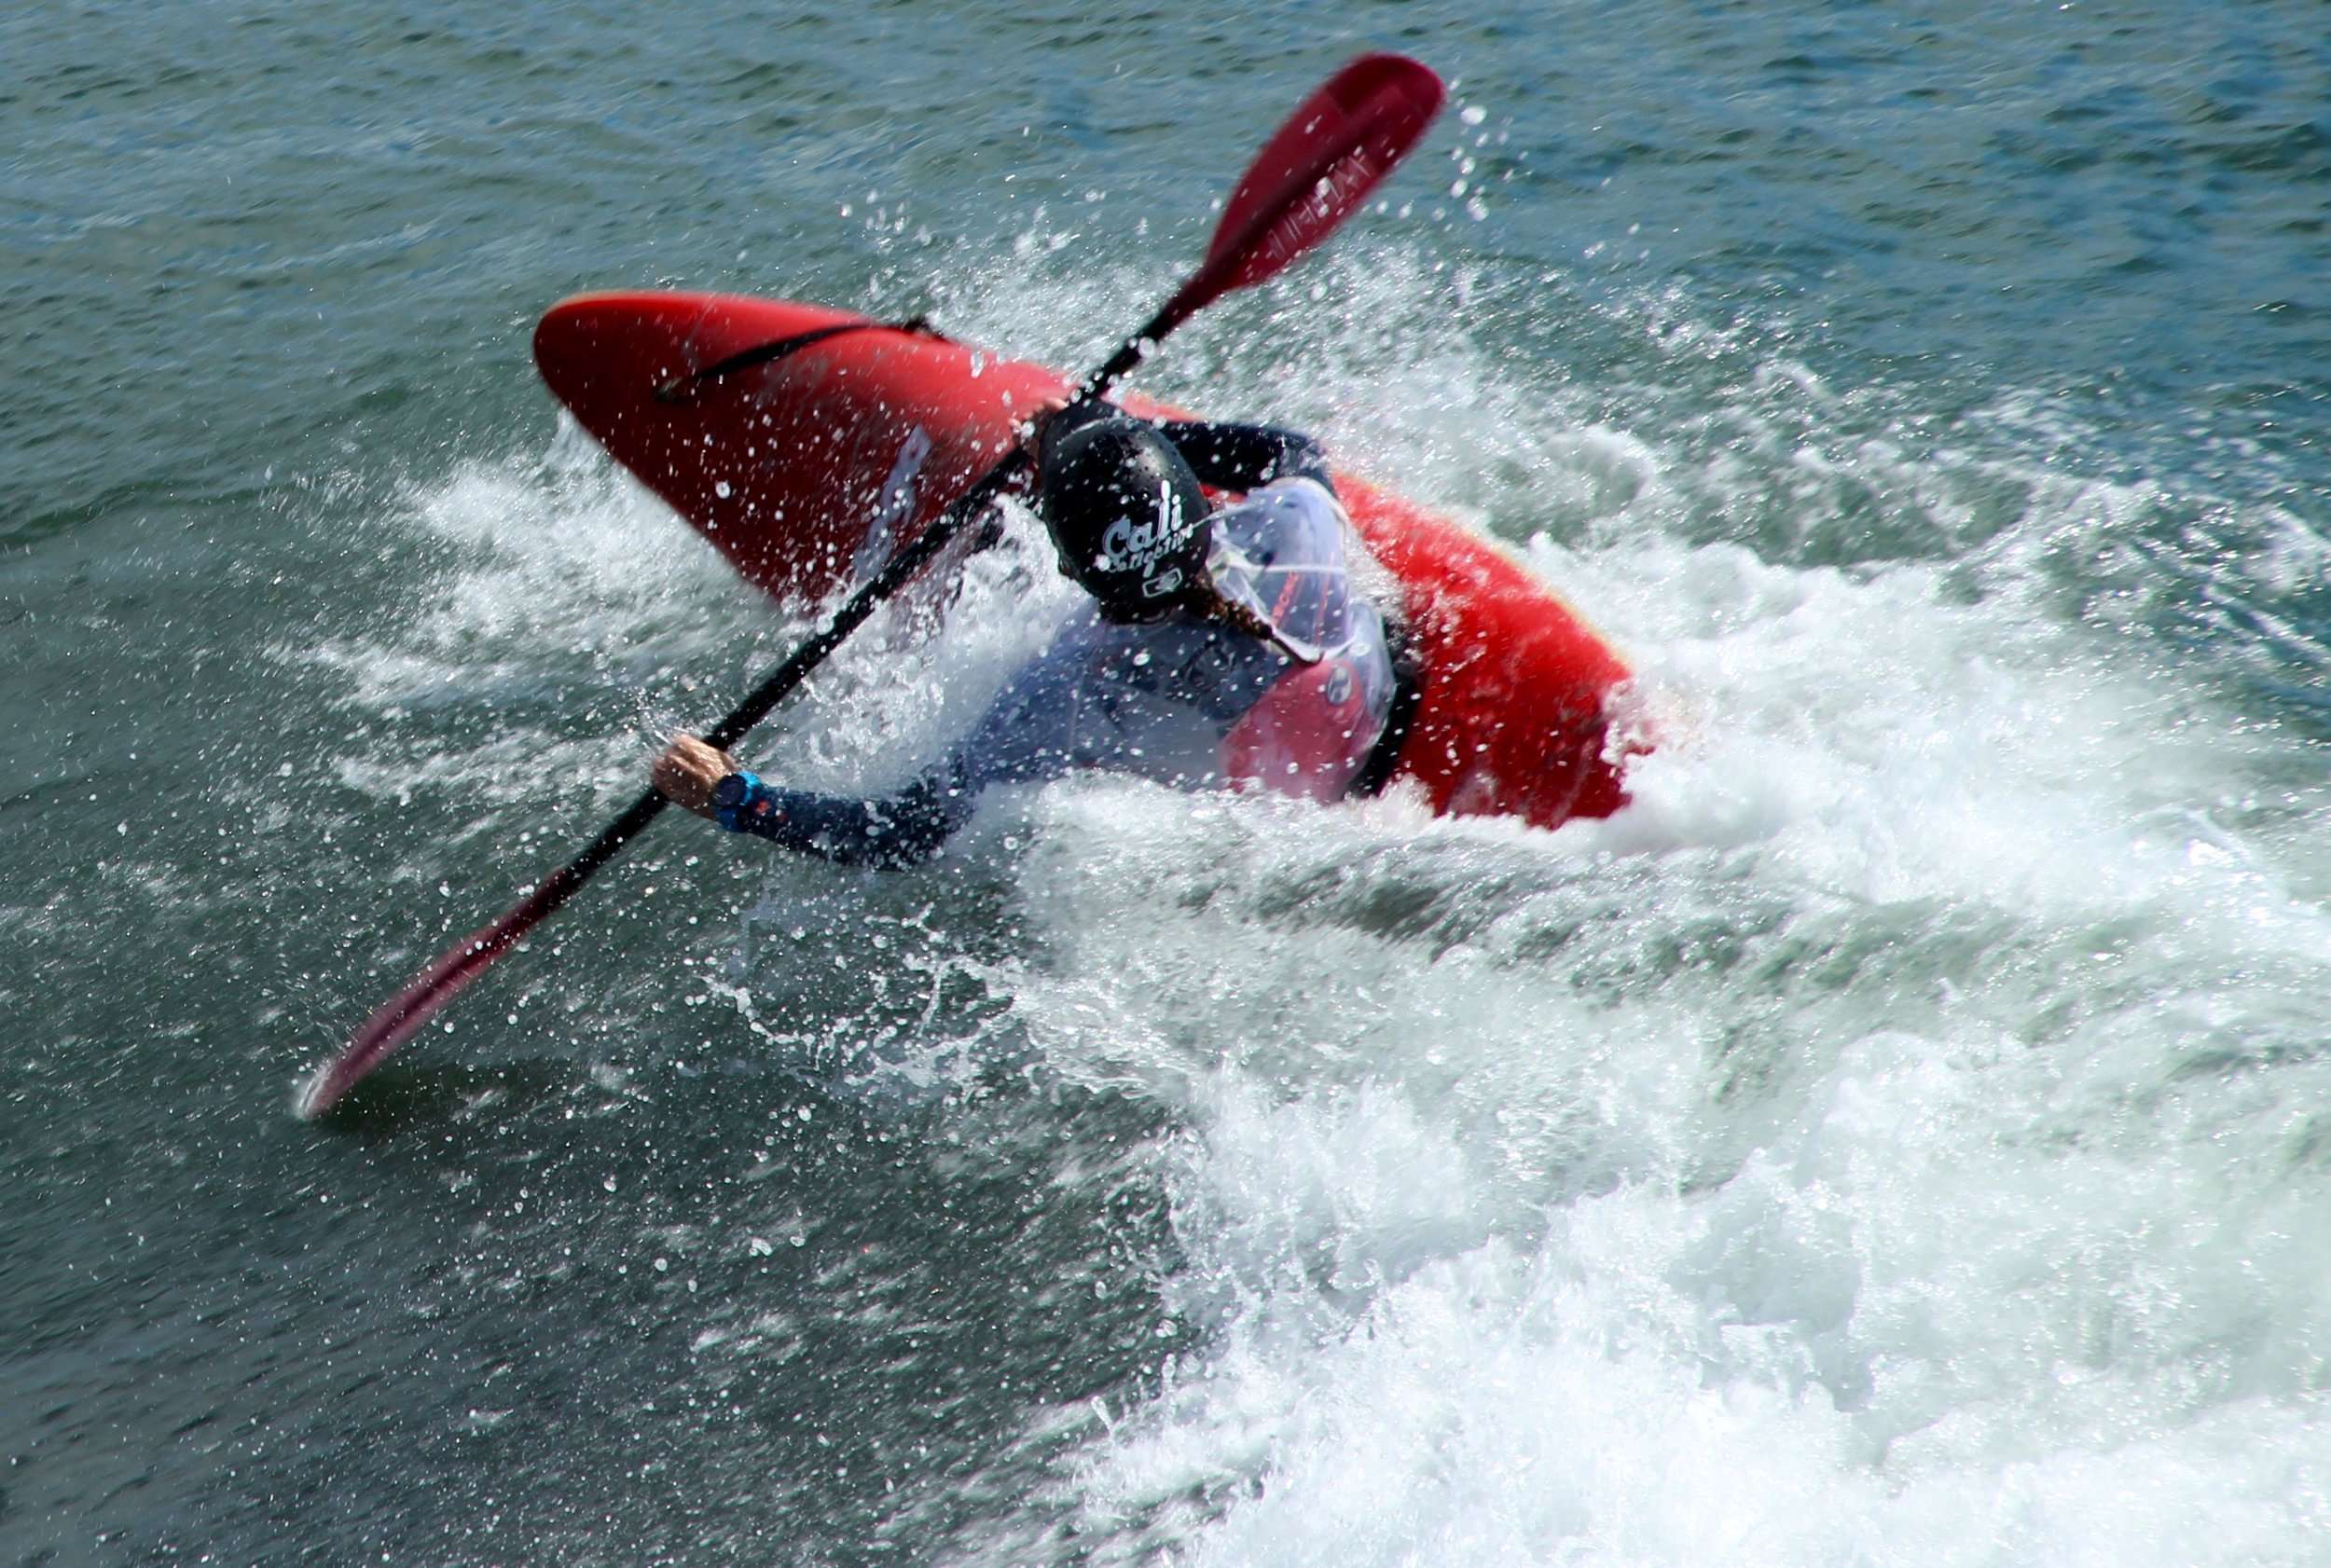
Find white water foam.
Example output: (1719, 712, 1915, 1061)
(981, 537, 2331, 1564)
(868, 249, 2331, 1567)
(293, 420, 749, 721)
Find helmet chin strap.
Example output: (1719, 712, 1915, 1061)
(1186, 571, 1324, 666)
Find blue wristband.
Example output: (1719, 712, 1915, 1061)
(711, 770, 766, 832)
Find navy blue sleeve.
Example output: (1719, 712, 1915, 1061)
(1039, 401, 1330, 492)
(717, 756, 974, 869)
(1155, 420, 1334, 493)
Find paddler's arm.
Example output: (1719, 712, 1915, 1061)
(652, 623, 1097, 868)
(1028, 397, 1331, 493)
(1154, 420, 1333, 493)
(654, 735, 972, 869)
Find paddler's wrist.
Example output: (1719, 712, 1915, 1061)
(711, 770, 775, 832)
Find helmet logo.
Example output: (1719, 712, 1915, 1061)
(1100, 479, 1193, 577)
(1097, 483, 1193, 586)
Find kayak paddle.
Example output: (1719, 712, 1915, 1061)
(299, 52, 1445, 1119)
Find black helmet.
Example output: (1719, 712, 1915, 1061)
(1037, 413, 1212, 620)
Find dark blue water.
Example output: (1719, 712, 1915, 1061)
(8, 4, 2331, 1564)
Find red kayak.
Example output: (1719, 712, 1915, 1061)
(534, 292, 1636, 831)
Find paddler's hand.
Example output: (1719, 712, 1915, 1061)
(1018, 392, 1071, 446)
(654, 734, 740, 819)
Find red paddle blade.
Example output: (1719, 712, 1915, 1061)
(1196, 54, 1446, 305)
(298, 881, 558, 1119)
(297, 794, 655, 1120)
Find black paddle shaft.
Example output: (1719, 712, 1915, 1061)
(511, 278, 1179, 922)
(698, 283, 1197, 758)
(594, 253, 1252, 871)
(704, 447, 1037, 751)
(552, 438, 1044, 902)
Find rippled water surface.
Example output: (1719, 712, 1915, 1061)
(7, 2, 2331, 1563)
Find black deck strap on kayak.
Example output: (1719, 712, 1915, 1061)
(654, 313, 947, 404)
(1349, 615, 1426, 799)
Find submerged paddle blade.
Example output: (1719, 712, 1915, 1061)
(298, 902, 536, 1119)
(298, 791, 667, 1119)
(1197, 54, 1445, 304)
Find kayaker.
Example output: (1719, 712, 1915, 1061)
(652, 401, 1418, 867)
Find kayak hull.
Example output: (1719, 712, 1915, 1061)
(533, 292, 1634, 830)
